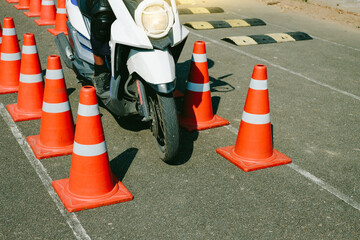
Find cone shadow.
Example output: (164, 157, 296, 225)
(211, 96, 220, 115)
(110, 148, 138, 181)
(209, 75, 235, 93)
(67, 87, 76, 96)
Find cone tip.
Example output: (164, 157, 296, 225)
(79, 86, 98, 105)
(23, 33, 35, 46)
(46, 55, 62, 70)
(3, 17, 15, 28)
(193, 41, 206, 54)
(252, 64, 267, 80)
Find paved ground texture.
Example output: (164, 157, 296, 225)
(0, 0, 359, 239)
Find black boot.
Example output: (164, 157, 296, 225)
(93, 72, 111, 99)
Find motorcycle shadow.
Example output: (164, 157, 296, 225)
(170, 128, 199, 166)
(110, 147, 138, 181)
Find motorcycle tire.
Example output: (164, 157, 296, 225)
(148, 91, 180, 164)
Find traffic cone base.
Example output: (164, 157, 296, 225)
(179, 114, 229, 131)
(24, 11, 40, 17)
(24, 0, 41, 18)
(0, 86, 19, 94)
(14, 5, 29, 10)
(216, 146, 292, 172)
(6, 103, 41, 122)
(52, 177, 133, 212)
(6, 0, 19, 3)
(48, 28, 67, 36)
(26, 135, 73, 159)
(34, 19, 56, 26)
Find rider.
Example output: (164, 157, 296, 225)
(86, 0, 116, 99)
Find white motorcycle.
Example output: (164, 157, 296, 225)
(56, 0, 189, 163)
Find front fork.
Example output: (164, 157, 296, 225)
(136, 79, 151, 122)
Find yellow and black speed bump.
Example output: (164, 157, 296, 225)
(184, 18, 266, 30)
(222, 32, 312, 46)
(178, 7, 224, 15)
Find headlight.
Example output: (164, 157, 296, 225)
(135, 0, 174, 39)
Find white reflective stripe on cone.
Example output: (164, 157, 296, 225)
(0, 37, 2, 44)
(249, 78, 268, 90)
(42, 0, 55, 5)
(192, 53, 207, 63)
(73, 141, 107, 157)
(1, 52, 21, 61)
(242, 111, 270, 124)
(22, 45, 37, 54)
(77, 103, 99, 117)
(187, 82, 210, 92)
(57, 8, 67, 14)
(2, 28, 16, 36)
(46, 69, 63, 80)
(42, 101, 70, 113)
(20, 73, 43, 83)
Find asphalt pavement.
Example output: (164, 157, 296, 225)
(0, 0, 359, 239)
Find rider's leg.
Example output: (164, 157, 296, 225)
(90, 33, 111, 98)
(86, 0, 115, 98)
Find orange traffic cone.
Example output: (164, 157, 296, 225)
(48, 0, 68, 36)
(24, 0, 41, 17)
(216, 64, 291, 172)
(6, 33, 43, 122)
(27, 55, 74, 159)
(34, 0, 56, 26)
(52, 86, 133, 212)
(0, 17, 21, 94)
(14, 0, 30, 10)
(179, 41, 229, 131)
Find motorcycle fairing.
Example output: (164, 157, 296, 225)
(110, 18, 153, 49)
(108, 0, 188, 49)
(67, 21, 94, 65)
(127, 48, 176, 87)
(67, 0, 90, 39)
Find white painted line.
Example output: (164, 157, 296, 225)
(288, 163, 360, 211)
(228, 11, 360, 52)
(189, 30, 360, 102)
(224, 124, 239, 135)
(0, 103, 91, 240)
(222, 123, 360, 212)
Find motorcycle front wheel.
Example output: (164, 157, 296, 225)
(147, 90, 179, 164)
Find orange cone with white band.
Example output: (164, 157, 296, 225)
(48, 0, 68, 36)
(27, 55, 74, 159)
(24, 0, 41, 17)
(6, 33, 43, 122)
(14, 0, 30, 10)
(0, 18, 21, 94)
(52, 86, 133, 212)
(34, 0, 56, 26)
(179, 41, 229, 131)
(216, 65, 291, 172)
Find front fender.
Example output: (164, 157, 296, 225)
(127, 49, 176, 88)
